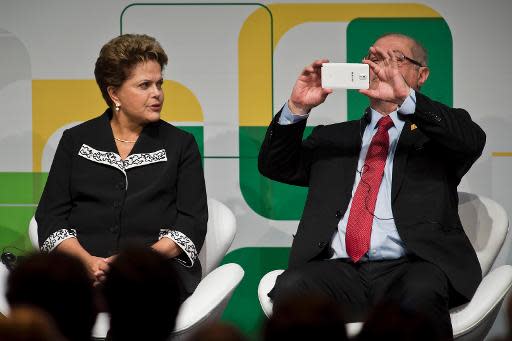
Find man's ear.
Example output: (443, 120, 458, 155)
(417, 67, 430, 89)
(107, 86, 119, 105)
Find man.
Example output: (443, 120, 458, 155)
(258, 33, 485, 339)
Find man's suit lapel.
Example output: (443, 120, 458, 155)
(391, 120, 420, 202)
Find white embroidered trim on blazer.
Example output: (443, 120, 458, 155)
(159, 229, 197, 268)
(41, 228, 77, 253)
(78, 144, 167, 189)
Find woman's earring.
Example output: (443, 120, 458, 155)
(115, 103, 120, 112)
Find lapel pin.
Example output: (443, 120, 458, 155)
(410, 124, 417, 131)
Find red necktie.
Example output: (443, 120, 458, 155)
(345, 115, 394, 262)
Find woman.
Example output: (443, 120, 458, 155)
(35, 34, 208, 301)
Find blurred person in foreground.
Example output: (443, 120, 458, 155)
(262, 293, 347, 341)
(6, 252, 94, 341)
(0, 306, 66, 341)
(103, 247, 181, 341)
(189, 322, 248, 341)
(356, 300, 443, 341)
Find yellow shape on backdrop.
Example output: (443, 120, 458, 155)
(238, 6, 273, 128)
(492, 152, 512, 157)
(238, 3, 441, 126)
(32, 79, 203, 171)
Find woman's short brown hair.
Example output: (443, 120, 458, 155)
(94, 34, 168, 107)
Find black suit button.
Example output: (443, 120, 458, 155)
(336, 210, 342, 219)
(318, 241, 327, 248)
(110, 224, 119, 233)
(113, 201, 121, 208)
(429, 112, 442, 122)
(116, 182, 125, 190)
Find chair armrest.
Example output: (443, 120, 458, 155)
(174, 263, 244, 333)
(257, 269, 284, 318)
(450, 265, 512, 336)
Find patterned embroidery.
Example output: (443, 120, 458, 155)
(78, 144, 167, 190)
(78, 144, 167, 172)
(159, 229, 197, 268)
(124, 149, 167, 170)
(41, 228, 77, 253)
(79, 144, 125, 173)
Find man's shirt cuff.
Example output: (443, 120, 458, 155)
(278, 102, 310, 125)
(398, 89, 416, 115)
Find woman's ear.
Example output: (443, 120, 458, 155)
(107, 86, 119, 106)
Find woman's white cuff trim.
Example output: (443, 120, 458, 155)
(159, 229, 197, 268)
(41, 229, 77, 253)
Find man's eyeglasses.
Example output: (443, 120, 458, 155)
(364, 50, 424, 68)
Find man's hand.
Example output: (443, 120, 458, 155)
(289, 59, 333, 115)
(359, 46, 411, 105)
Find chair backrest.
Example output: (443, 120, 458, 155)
(28, 216, 38, 248)
(0, 260, 10, 315)
(199, 198, 237, 277)
(29, 198, 237, 278)
(458, 192, 509, 276)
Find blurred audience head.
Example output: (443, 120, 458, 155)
(0, 306, 66, 341)
(357, 301, 443, 341)
(189, 322, 247, 341)
(103, 247, 181, 341)
(6, 252, 95, 341)
(263, 294, 347, 341)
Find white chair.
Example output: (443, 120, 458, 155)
(258, 192, 512, 340)
(1, 198, 244, 341)
(0, 260, 9, 316)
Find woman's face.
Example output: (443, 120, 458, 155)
(110, 60, 164, 125)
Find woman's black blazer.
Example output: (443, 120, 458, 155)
(36, 109, 208, 294)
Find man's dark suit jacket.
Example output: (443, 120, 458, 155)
(258, 92, 486, 303)
(36, 109, 208, 295)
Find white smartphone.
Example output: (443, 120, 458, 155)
(321, 63, 369, 89)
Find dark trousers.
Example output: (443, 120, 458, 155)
(268, 256, 454, 339)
